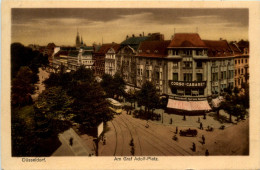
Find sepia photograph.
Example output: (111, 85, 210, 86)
(2, 1, 260, 169)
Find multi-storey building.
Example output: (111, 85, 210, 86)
(203, 40, 236, 94)
(232, 42, 249, 89)
(166, 33, 210, 99)
(116, 33, 164, 86)
(136, 40, 171, 93)
(104, 43, 120, 76)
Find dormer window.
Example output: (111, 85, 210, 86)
(138, 50, 142, 53)
(154, 50, 159, 53)
(146, 50, 150, 53)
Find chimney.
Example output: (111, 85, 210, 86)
(132, 34, 135, 37)
(139, 34, 142, 37)
(220, 38, 223, 41)
(143, 32, 144, 36)
(126, 35, 129, 39)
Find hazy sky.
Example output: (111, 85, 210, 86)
(12, 8, 248, 46)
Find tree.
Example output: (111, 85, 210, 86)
(113, 73, 126, 100)
(34, 86, 73, 125)
(125, 88, 138, 108)
(11, 66, 37, 106)
(101, 74, 114, 98)
(71, 81, 113, 131)
(137, 81, 160, 119)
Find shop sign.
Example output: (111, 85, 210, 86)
(169, 81, 206, 88)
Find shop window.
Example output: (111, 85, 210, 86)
(199, 89, 204, 95)
(173, 73, 178, 81)
(196, 73, 203, 81)
(171, 88, 177, 94)
(185, 89, 191, 95)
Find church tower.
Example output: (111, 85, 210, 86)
(76, 29, 81, 49)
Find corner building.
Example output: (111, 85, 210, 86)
(165, 33, 211, 98)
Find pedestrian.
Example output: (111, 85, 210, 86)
(200, 122, 203, 130)
(192, 142, 196, 152)
(198, 117, 200, 123)
(69, 137, 73, 146)
(176, 126, 178, 134)
(205, 149, 209, 156)
(202, 135, 205, 144)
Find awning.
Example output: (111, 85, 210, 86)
(211, 96, 224, 108)
(167, 99, 211, 112)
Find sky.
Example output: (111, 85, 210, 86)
(11, 8, 248, 46)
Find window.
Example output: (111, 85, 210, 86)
(196, 73, 203, 81)
(242, 59, 243, 64)
(238, 60, 240, 64)
(196, 61, 202, 68)
(183, 61, 192, 69)
(221, 72, 224, 79)
(238, 69, 240, 74)
(173, 62, 178, 68)
(223, 71, 226, 79)
(241, 68, 244, 74)
(155, 72, 160, 81)
(173, 73, 178, 81)
(199, 89, 204, 95)
(212, 73, 218, 81)
(235, 70, 237, 76)
(184, 73, 192, 81)
(245, 59, 248, 63)
(185, 89, 191, 95)
(146, 70, 149, 77)
(171, 88, 177, 94)
(235, 60, 237, 64)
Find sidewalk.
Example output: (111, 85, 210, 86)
(52, 128, 94, 156)
(122, 101, 238, 130)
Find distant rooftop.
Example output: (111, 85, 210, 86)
(168, 33, 206, 48)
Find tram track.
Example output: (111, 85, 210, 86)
(121, 113, 193, 156)
(117, 113, 143, 156)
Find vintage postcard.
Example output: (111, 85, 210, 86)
(1, 1, 260, 169)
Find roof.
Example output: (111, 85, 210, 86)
(97, 43, 120, 54)
(137, 40, 171, 58)
(82, 51, 92, 56)
(167, 99, 211, 111)
(229, 43, 242, 55)
(203, 40, 233, 57)
(54, 50, 69, 58)
(168, 33, 206, 48)
(80, 46, 94, 51)
(68, 50, 79, 57)
(121, 36, 150, 50)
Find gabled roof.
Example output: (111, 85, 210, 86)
(203, 40, 233, 58)
(229, 43, 242, 55)
(137, 40, 171, 58)
(97, 43, 120, 54)
(168, 33, 206, 48)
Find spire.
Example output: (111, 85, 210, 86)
(81, 36, 83, 44)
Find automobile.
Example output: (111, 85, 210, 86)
(179, 128, 198, 137)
